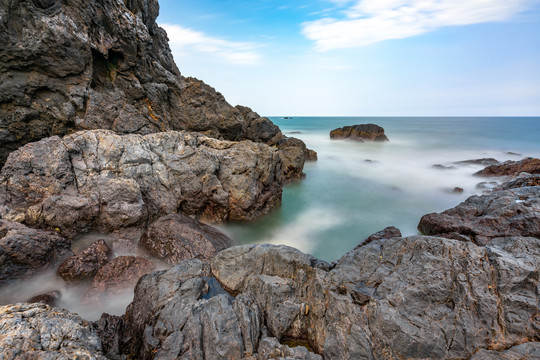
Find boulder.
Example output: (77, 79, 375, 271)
(57, 239, 112, 284)
(418, 187, 540, 245)
(330, 124, 389, 142)
(0, 220, 72, 286)
(0, 130, 283, 236)
(139, 213, 232, 265)
(0, 303, 106, 359)
(475, 157, 540, 177)
(276, 137, 308, 182)
(354, 226, 402, 249)
(26, 290, 62, 307)
(83, 256, 154, 303)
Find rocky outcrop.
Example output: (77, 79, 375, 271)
(418, 186, 540, 245)
(0, 130, 283, 236)
(330, 124, 389, 142)
(117, 236, 539, 359)
(354, 226, 402, 248)
(0, 0, 308, 181)
(475, 157, 540, 177)
(0, 220, 72, 286)
(0, 303, 106, 359)
(499, 173, 540, 190)
(58, 239, 112, 284)
(139, 213, 232, 265)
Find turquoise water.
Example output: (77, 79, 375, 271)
(223, 117, 540, 261)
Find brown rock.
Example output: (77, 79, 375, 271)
(475, 157, 540, 177)
(330, 124, 389, 142)
(57, 240, 111, 284)
(139, 213, 232, 265)
(26, 290, 62, 307)
(305, 148, 318, 162)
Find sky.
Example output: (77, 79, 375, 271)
(157, 0, 540, 116)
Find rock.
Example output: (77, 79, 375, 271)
(506, 151, 522, 156)
(330, 124, 389, 142)
(499, 173, 540, 190)
(0, 303, 106, 359)
(92, 313, 125, 359)
(454, 158, 500, 166)
(0, 220, 72, 286)
(83, 256, 154, 303)
(304, 148, 318, 162)
(475, 157, 540, 177)
(26, 290, 61, 307)
(418, 187, 540, 245)
(476, 181, 499, 192)
(276, 137, 308, 182)
(0, 130, 283, 235)
(117, 236, 539, 359)
(58, 240, 111, 284)
(0, 0, 307, 180)
(470, 342, 540, 359)
(432, 164, 456, 170)
(354, 226, 402, 248)
(445, 186, 464, 194)
(112, 238, 138, 256)
(139, 213, 232, 265)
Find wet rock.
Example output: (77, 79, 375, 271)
(476, 181, 498, 192)
(58, 239, 111, 284)
(418, 187, 540, 245)
(506, 151, 522, 156)
(499, 173, 540, 190)
(446, 186, 464, 194)
(355, 226, 402, 248)
(93, 313, 125, 359)
(470, 342, 540, 359)
(139, 213, 232, 265)
(0, 220, 72, 286)
(0, 303, 106, 359)
(330, 124, 389, 142)
(432, 164, 456, 170)
(0, 130, 283, 235)
(305, 148, 318, 162)
(475, 157, 540, 177)
(454, 158, 500, 166)
(83, 256, 154, 303)
(276, 137, 308, 182)
(26, 290, 61, 307)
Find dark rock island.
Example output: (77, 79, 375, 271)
(330, 124, 389, 142)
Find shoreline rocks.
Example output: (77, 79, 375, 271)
(474, 157, 540, 177)
(330, 124, 389, 142)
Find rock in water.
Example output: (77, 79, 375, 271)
(0, 220, 72, 286)
(26, 290, 62, 307)
(58, 239, 112, 284)
(0, 303, 107, 359)
(474, 157, 540, 177)
(0, 0, 309, 181)
(0, 130, 283, 235)
(139, 213, 232, 265)
(330, 124, 389, 142)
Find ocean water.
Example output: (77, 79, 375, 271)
(223, 117, 540, 262)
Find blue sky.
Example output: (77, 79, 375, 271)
(157, 0, 540, 116)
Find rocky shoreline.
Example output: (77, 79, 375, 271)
(0, 0, 539, 359)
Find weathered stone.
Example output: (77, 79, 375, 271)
(354, 226, 402, 249)
(475, 157, 540, 177)
(330, 124, 389, 142)
(58, 239, 111, 284)
(0, 303, 106, 359)
(139, 213, 232, 265)
(276, 137, 308, 182)
(0, 130, 283, 235)
(470, 342, 540, 359)
(26, 290, 61, 307)
(418, 187, 540, 244)
(0, 220, 72, 286)
(92, 313, 125, 359)
(499, 173, 540, 190)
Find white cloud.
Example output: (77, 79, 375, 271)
(302, 0, 535, 50)
(161, 23, 262, 65)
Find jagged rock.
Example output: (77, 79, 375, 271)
(454, 158, 500, 166)
(0, 130, 283, 235)
(83, 256, 154, 303)
(93, 313, 125, 359)
(0, 220, 72, 286)
(329, 124, 389, 142)
(354, 226, 402, 249)
(139, 213, 232, 265)
(58, 239, 111, 284)
(118, 237, 539, 359)
(499, 173, 540, 190)
(418, 187, 540, 245)
(0, 303, 106, 359)
(475, 157, 540, 177)
(0, 0, 307, 180)
(257, 337, 322, 360)
(470, 342, 540, 359)
(26, 290, 61, 307)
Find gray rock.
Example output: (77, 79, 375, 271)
(0, 130, 283, 235)
(499, 173, 540, 190)
(470, 342, 540, 359)
(354, 226, 402, 249)
(139, 213, 232, 265)
(0, 220, 72, 286)
(0, 303, 106, 359)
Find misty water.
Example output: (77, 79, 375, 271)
(2, 116, 539, 320)
(223, 117, 540, 261)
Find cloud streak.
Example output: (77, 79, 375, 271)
(303, 0, 535, 50)
(161, 24, 262, 65)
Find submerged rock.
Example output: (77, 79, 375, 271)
(58, 239, 112, 284)
(0, 130, 283, 235)
(139, 213, 232, 265)
(475, 157, 540, 177)
(454, 158, 500, 166)
(0, 220, 72, 286)
(0, 303, 106, 359)
(330, 124, 389, 142)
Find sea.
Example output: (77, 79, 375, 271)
(222, 116, 540, 262)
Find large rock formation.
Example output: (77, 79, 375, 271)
(330, 124, 389, 142)
(0, 303, 107, 359)
(0, 0, 309, 181)
(0, 130, 283, 236)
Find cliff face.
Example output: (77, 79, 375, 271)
(0, 0, 291, 168)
